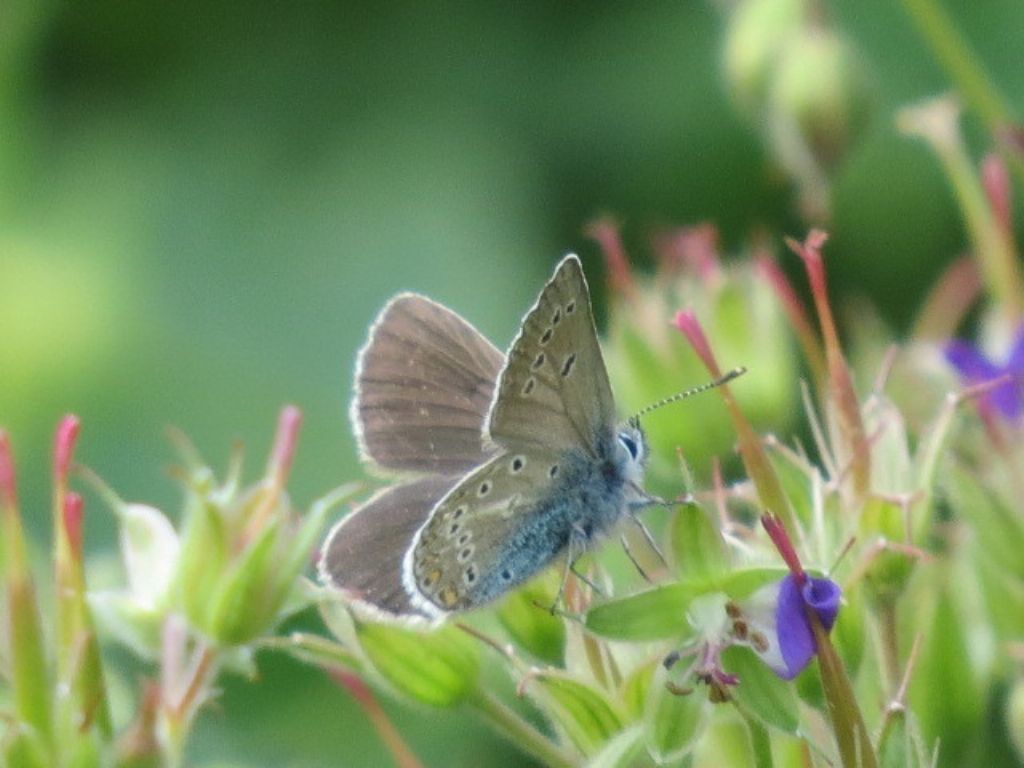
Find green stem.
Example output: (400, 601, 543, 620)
(467, 689, 580, 768)
(878, 600, 901, 697)
(901, 0, 1024, 182)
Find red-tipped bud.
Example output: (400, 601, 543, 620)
(982, 153, 1013, 236)
(787, 230, 871, 499)
(755, 254, 826, 382)
(586, 217, 636, 300)
(269, 405, 303, 485)
(654, 224, 720, 280)
(0, 430, 17, 509)
(674, 310, 723, 377)
(54, 414, 81, 488)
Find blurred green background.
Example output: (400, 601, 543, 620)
(2, 1, 1022, 765)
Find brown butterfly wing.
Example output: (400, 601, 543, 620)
(352, 293, 504, 475)
(319, 475, 461, 618)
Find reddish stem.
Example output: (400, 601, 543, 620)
(330, 669, 424, 768)
(63, 492, 85, 558)
(268, 404, 302, 486)
(982, 152, 1013, 236)
(755, 254, 827, 383)
(761, 514, 806, 586)
(54, 415, 81, 489)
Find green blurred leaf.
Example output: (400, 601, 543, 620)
(3, 723, 50, 768)
(356, 622, 479, 708)
(909, 585, 982, 765)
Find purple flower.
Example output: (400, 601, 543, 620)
(727, 573, 842, 680)
(944, 327, 1024, 419)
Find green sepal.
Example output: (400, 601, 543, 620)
(643, 664, 708, 763)
(205, 515, 282, 645)
(356, 622, 480, 708)
(585, 723, 645, 768)
(527, 671, 625, 756)
(722, 645, 800, 735)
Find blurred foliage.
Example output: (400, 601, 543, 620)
(2, 1, 1024, 766)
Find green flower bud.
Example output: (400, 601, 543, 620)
(723, 0, 807, 113)
(769, 29, 872, 173)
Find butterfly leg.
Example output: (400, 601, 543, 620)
(629, 513, 669, 570)
(620, 533, 653, 583)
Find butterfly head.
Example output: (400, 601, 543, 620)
(615, 419, 648, 486)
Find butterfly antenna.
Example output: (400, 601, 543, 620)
(632, 367, 747, 421)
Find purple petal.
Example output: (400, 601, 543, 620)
(774, 574, 814, 680)
(943, 340, 1000, 383)
(774, 574, 843, 680)
(944, 340, 1023, 419)
(802, 576, 842, 631)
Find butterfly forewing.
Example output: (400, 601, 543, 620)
(319, 475, 461, 618)
(352, 293, 504, 475)
(485, 256, 616, 453)
(407, 450, 565, 613)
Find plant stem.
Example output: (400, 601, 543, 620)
(878, 600, 901, 697)
(468, 689, 580, 768)
(331, 669, 423, 768)
(901, 0, 1024, 182)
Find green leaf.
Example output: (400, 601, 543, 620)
(644, 664, 708, 763)
(496, 573, 565, 665)
(529, 672, 625, 756)
(718, 567, 789, 599)
(909, 586, 982, 765)
(668, 502, 726, 581)
(585, 583, 702, 640)
(356, 622, 479, 707)
(722, 645, 800, 735)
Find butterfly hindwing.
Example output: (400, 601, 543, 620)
(485, 255, 616, 453)
(319, 474, 462, 619)
(406, 449, 571, 613)
(352, 293, 504, 475)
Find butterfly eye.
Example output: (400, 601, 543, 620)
(618, 433, 639, 460)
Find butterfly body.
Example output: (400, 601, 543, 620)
(320, 255, 648, 621)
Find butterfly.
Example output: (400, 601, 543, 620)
(319, 255, 655, 621)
